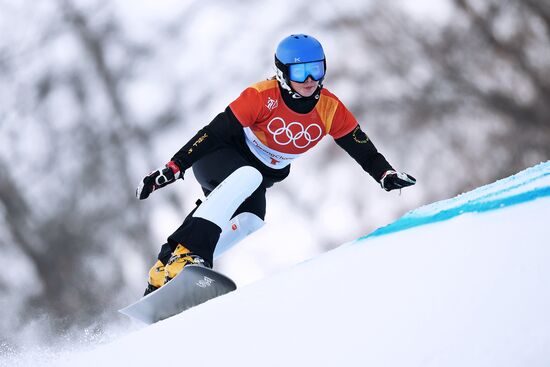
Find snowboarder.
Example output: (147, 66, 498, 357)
(137, 34, 416, 295)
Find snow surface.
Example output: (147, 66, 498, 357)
(4, 161, 550, 366)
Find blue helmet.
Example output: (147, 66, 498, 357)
(276, 34, 325, 64)
(275, 34, 326, 95)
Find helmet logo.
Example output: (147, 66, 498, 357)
(267, 117, 323, 149)
(294, 57, 301, 62)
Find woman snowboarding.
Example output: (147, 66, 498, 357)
(137, 34, 416, 295)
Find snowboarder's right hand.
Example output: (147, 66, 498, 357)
(136, 161, 183, 200)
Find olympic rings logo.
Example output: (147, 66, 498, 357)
(267, 117, 323, 149)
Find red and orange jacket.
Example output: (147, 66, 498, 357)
(229, 79, 357, 168)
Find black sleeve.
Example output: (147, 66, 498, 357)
(334, 125, 393, 182)
(171, 107, 243, 171)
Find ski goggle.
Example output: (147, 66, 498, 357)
(288, 60, 325, 83)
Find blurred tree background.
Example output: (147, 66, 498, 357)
(0, 0, 548, 350)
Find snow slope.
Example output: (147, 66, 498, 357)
(8, 161, 550, 366)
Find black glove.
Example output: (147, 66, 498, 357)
(136, 161, 183, 200)
(380, 170, 416, 192)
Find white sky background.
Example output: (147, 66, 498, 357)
(397, 0, 454, 23)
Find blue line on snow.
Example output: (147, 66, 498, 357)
(360, 161, 550, 240)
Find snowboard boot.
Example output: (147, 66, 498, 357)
(164, 244, 208, 283)
(143, 259, 166, 296)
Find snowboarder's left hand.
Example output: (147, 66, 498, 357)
(380, 170, 416, 192)
(136, 161, 183, 200)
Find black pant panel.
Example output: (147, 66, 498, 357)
(193, 147, 290, 189)
(156, 243, 173, 265)
(167, 216, 221, 267)
(193, 148, 250, 192)
(234, 185, 266, 220)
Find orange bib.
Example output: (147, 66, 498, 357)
(230, 80, 357, 168)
